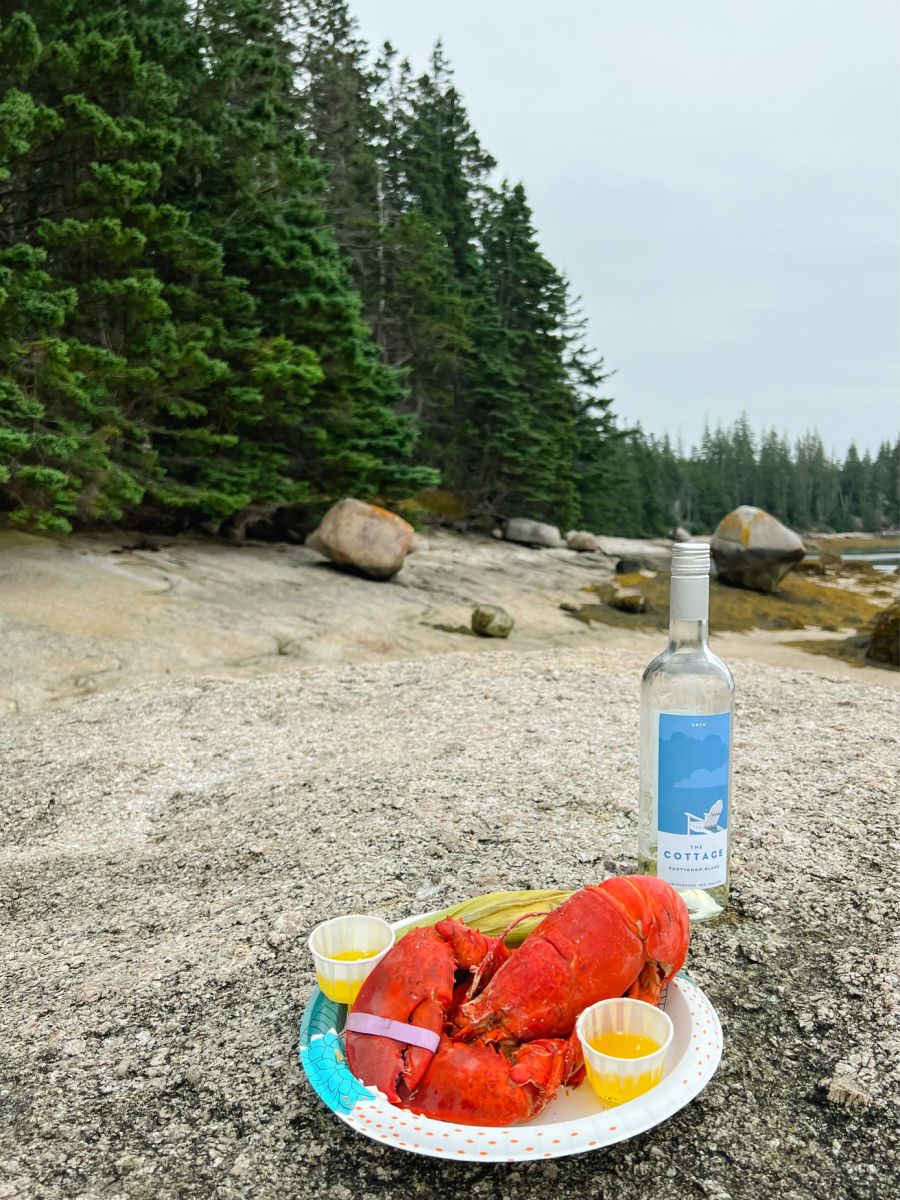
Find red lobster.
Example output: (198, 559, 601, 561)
(344, 875, 689, 1126)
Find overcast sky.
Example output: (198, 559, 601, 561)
(353, 0, 899, 458)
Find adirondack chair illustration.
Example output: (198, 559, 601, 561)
(685, 799, 723, 834)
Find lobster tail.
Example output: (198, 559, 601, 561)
(454, 875, 690, 1042)
(597, 875, 691, 1003)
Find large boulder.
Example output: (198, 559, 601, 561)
(471, 603, 514, 638)
(866, 602, 899, 668)
(504, 518, 562, 548)
(306, 498, 414, 580)
(565, 530, 599, 552)
(711, 506, 805, 593)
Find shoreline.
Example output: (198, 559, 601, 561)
(0, 526, 896, 714)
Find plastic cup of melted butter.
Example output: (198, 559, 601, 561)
(308, 915, 395, 1005)
(576, 997, 674, 1106)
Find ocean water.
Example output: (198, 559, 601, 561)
(839, 547, 900, 574)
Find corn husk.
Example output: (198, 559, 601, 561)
(400, 889, 572, 946)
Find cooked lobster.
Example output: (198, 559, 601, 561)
(344, 875, 690, 1126)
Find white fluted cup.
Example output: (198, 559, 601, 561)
(308, 915, 395, 1006)
(576, 997, 674, 1106)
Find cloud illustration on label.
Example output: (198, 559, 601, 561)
(660, 732, 728, 787)
(673, 764, 728, 789)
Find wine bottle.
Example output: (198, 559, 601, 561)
(638, 542, 734, 921)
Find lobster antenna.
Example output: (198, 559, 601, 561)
(466, 912, 546, 1001)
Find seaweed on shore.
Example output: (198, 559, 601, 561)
(566, 571, 892, 649)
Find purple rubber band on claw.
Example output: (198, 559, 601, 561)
(345, 1012, 441, 1054)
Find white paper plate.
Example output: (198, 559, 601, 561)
(299, 911, 722, 1162)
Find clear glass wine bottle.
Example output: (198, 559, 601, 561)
(638, 543, 734, 921)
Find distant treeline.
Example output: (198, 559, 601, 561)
(591, 420, 900, 537)
(1, 2, 895, 541)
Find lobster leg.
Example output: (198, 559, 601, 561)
(508, 1029, 584, 1111)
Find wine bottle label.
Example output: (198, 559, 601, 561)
(656, 711, 731, 890)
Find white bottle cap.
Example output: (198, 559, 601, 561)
(671, 542, 710, 577)
(670, 542, 710, 620)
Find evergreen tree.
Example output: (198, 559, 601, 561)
(402, 43, 494, 281)
(0, 7, 234, 529)
(473, 182, 579, 525)
(297, 0, 383, 301)
(170, 0, 435, 522)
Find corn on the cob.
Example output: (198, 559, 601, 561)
(401, 889, 572, 946)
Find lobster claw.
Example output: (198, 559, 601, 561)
(344, 927, 455, 1102)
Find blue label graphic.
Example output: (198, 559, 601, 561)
(656, 712, 731, 888)
(658, 712, 730, 835)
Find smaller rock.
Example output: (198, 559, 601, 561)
(115, 1155, 143, 1175)
(504, 518, 562, 548)
(670, 526, 692, 542)
(471, 604, 514, 638)
(841, 558, 878, 576)
(565, 530, 598, 552)
(824, 1073, 872, 1110)
(559, 601, 580, 613)
(184, 1065, 202, 1086)
(229, 1153, 252, 1178)
(615, 557, 642, 575)
(866, 601, 899, 668)
(796, 557, 827, 575)
(609, 587, 646, 613)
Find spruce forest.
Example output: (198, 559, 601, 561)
(1, 0, 897, 538)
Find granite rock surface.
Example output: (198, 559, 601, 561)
(1, 649, 898, 1200)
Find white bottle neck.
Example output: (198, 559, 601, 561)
(669, 574, 710, 648)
